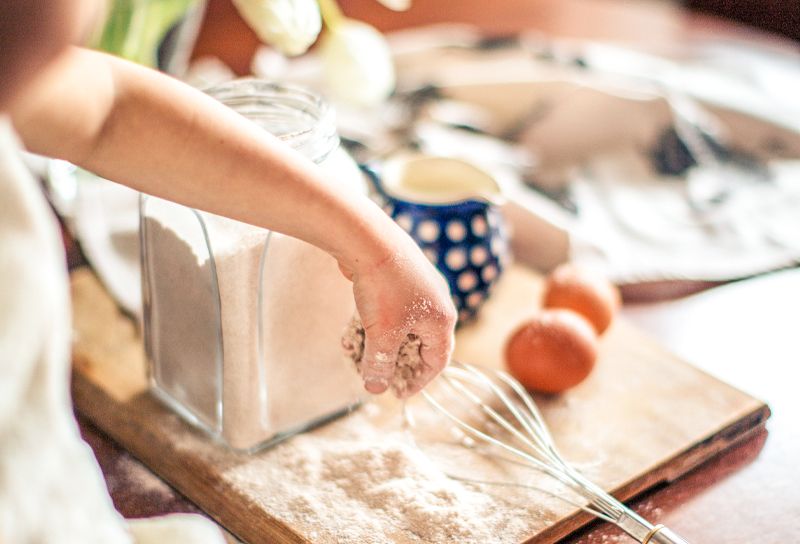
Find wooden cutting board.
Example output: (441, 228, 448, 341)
(70, 264, 769, 544)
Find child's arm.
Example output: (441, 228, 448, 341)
(11, 46, 456, 397)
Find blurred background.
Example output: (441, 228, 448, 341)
(189, 0, 799, 76)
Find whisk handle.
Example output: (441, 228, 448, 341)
(642, 525, 691, 544)
(616, 510, 691, 544)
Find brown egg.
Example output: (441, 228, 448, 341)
(541, 263, 621, 335)
(504, 309, 598, 394)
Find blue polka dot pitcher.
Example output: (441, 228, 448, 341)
(363, 154, 510, 325)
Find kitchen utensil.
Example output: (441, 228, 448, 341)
(140, 79, 368, 452)
(416, 360, 691, 544)
(363, 154, 510, 325)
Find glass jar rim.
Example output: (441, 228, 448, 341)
(204, 78, 339, 164)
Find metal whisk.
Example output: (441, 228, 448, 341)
(417, 361, 690, 544)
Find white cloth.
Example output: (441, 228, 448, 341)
(0, 116, 227, 544)
(569, 152, 800, 284)
(0, 117, 133, 542)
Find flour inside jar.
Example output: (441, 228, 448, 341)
(142, 202, 369, 451)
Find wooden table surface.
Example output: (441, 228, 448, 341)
(77, 264, 800, 543)
(77, 1, 800, 542)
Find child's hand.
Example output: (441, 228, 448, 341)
(339, 228, 456, 399)
(9, 45, 456, 400)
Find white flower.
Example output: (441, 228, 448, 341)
(374, 0, 412, 11)
(320, 19, 395, 107)
(231, 0, 322, 57)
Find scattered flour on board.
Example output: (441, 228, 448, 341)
(222, 404, 541, 544)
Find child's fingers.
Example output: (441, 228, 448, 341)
(397, 326, 454, 398)
(360, 332, 401, 394)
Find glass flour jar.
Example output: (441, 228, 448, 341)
(140, 80, 368, 452)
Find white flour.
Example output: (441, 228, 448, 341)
(141, 148, 369, 451)
(222, 402, 542, 544)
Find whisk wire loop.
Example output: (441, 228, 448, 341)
(482, 366, 628, 520)
(438, 363, 622, 516)
(419, 361, 691, 544)
(456, 364, 562, 464)
(424, 369, 578, 492)
(421, 389, 574, 492)
(441, 367, 560, 467)
(402, 401, 616, 523)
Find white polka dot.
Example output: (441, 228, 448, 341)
(417, 220, 440, 243)
(481, 264, 498, 283)
(490, 235, 506, 257)
(445, 248, 467, 271)
(446, 220, 467, 243)
(423, 248, 438, 264)
(466, 291, 484, 308)
(471, 215, 488, 237)
(470, 246, 488, 266)
(383, 203, 394, 215)
(486, 210, 499, 228)
(395, 214, 413, 233)
(457, 271, 478, 292)
(458, 309, 471, 323)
